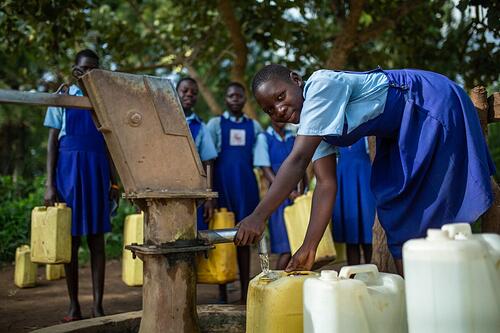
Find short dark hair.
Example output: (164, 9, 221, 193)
(251, 64, 291, 94)
(226, 81, 245, 93)
(75, 49, 99, 65)
(176, 77, 197, 90)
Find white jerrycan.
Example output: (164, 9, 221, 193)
(303, 264, 407, 333)
(403, 223, 500, 333)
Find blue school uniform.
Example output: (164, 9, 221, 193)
(207, 112, 261, 223)
(254, 127, 295, 254)
(186, 113, 217, 231)
(332, 137, 375, 244)
(44, 85, 111, 236)
(300, 69, 495, 259)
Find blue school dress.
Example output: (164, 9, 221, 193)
(332, 138, 375, 244)
(254, 127, 295, 254)
(45, 85, 111, 236)
(300, 68, 495, 259)
(212, 116, 260, 223)
(186, 113, 217, 231)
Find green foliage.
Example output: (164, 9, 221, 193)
(0, 175, 45, 262)
(488, 123, 500, 181)
(105, 199, 136, 260)
(0, 175, 137, 263)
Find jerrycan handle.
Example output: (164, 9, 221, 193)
(339, 264, 379, 280)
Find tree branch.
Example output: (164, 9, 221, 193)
(357, 0, 428, 44)
(326, 0, 366, 69)
(217, 0, 257, 118)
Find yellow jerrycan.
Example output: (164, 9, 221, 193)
(46, 264, 65, 281)
(31, 203, 72, 264)
(14, 245, 38, 288)
(196, 208, 238, 284)
(122, 212, 144, 286)
(246, 271, 318, 333)
(284, 192, 336, 263)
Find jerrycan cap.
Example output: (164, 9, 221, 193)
(218, 208, 228, 212)
(320, 270, 339, 281)
(426, 229, 450, 241)
(441, 223, 472, 240)
(56, 203, 67, 208)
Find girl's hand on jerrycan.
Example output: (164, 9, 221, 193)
(44, 184, 58, 206)
(285, 245, 316, 272)
(235, 213, 266, 246)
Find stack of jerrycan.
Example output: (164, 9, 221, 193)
(284, 191, 336, 263)
(14, 245, 38, 288)
(247, 271, 318, 333)
(46, 264, 65, 281)
(403, 223, 500, 333)
(303, 265, 407, 333)
(31, 203, 71, 264)
(122, 212, 144, 286)
(196, 208, 238, 284)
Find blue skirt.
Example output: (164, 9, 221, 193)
(325, 69, 495, 258)
(269, 199, 292, 254)
(333, 150, 375, 244)
(56, 136, 111, 236)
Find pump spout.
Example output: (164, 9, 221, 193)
(197, 228, 238, 245)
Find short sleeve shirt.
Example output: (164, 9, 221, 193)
(297, 70, 389, 161)
(43, 85, 83, 139)
(254, 127, 295, 167)
(186, 113, 218, 162)
(206, 111, 264, 165)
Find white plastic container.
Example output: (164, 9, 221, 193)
(403, 223, 500, 333)
(303, 264, 407, 333)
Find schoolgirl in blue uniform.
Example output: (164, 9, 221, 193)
(176, 77, 218, 231)
(207, 82, 263, 303)
(44, 50, 119, 321)
(332, 137, 375, 265)
(235, 64, 495, 275)
(254, 121, 307, 269)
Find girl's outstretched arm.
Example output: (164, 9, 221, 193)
(235, 135, 323, 246)
(285, 154, 337, 271)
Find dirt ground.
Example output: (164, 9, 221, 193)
(1, 248, 346, 333)
(0, 249, 319, 332)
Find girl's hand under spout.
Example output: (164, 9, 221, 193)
(235, 213, 266, 246)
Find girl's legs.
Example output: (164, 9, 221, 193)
(87, 233, 105, 317)
(218, 284, 228, 304)
(275, 252, 291, 270)
(64, 236, 82, 319)
(237, 245, 250, 304)
(346, 243, 361, 266)
(361, 244, 373, 264)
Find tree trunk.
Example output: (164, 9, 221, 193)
(470, 86, 500, 234)
(217, 0, 257, 119)
(185, 64, 223, 115)
(325, 0, 365, 69)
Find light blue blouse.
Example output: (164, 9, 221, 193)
(297, 70, 389, 161)
(43, 85, 83, 139)
(186, 113, 218, 162)
(206, 111, 264, 161)
(254, 127, 296, 167)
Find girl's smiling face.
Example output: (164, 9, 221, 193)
(254, 72, 304, 124)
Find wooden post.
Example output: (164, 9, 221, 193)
(367, 136, 397, 273)
(470, 87, 500, 234)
